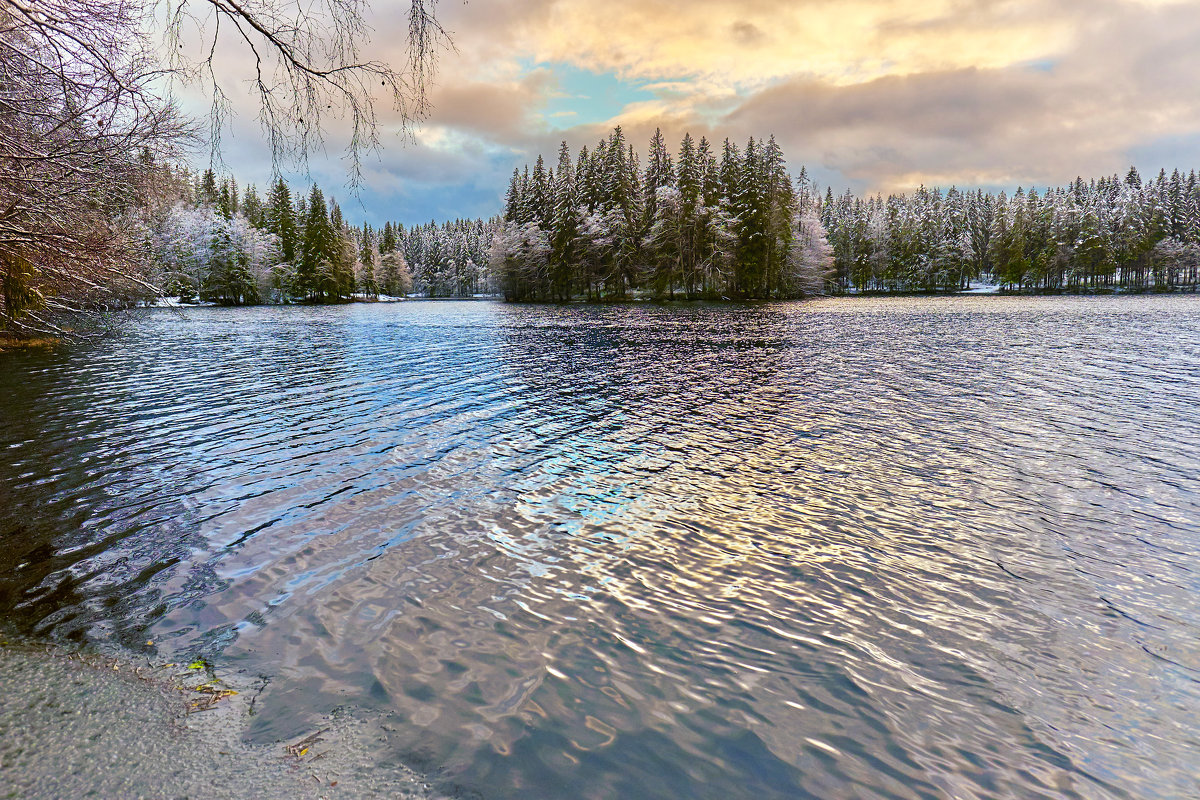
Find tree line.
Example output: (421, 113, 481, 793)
(490, 127, 834, 301)
(821, 167, 1200, 293)
(148, 169, 499, 305)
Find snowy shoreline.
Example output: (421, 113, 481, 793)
(147, 293, 502, 308)
(134, 285, 1200, 310)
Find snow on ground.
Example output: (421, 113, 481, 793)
(150, 297, 216, 307)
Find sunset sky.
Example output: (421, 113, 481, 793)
(209, 0, 1200, 225)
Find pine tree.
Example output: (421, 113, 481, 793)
(297, 186, 331, 300)
(380, 248, 413, 297)
(549, 140, 579, 299)
(643, 127, 675, 236)
(381, 221, 398, 253)
(199, 169, 219, 207)
(204, 219, 259, 305)
(357, 223, 379, 297)
(217, 178, 238, 220)
(719, 139, 741, 206)
(504, 170, 522, 222)
(732, 137, 769, 296)
(265, 178, 298, 266)
(762, 135, 797, 297)
(530, 156, 550, 229)
(328, 201, 356, 299)
(242, 185, 265, 229)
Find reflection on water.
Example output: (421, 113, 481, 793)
(2, 297, 1200, 798)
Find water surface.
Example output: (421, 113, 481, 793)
(2, 296, 1199, 798)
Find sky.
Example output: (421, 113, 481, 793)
(194, 0, 1200, 227)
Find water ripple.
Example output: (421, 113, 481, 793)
(2, 296, 1200, 798)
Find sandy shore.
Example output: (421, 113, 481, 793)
(0, 643, 445, 800)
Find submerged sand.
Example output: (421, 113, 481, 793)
(0, 644, 445, 799)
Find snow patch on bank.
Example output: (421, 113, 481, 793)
(149, 296, 217, 307)
(959, 282, 1001, 294)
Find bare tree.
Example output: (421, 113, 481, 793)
(1, 0, 446, 331)
(162, 0, 447, 178)
(1, 0, 191, 332)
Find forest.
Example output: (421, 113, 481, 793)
(821, 167, 1200, 293)
(157, 160, 1200, 305)
(496, 128, 1200, 301)
(491, 127, 833, 301)
(149, 168, 496, 305)
(9, 141, 1200, 332)
(0, 0, 444, 336)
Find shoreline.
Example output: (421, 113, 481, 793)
(0, 639, 445, 799)
(0, 334, 61, 351)
(4, 291, 1197, 350)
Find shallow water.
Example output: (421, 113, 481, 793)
(0, 645, 441, 799)
(2, 296, 1199, 799)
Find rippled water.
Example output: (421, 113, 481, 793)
(2, 296, 1200, 799)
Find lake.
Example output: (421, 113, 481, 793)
(1, 296, 1199, 799)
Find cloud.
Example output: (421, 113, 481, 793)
(426, 70, 556, 144)
(718, 0, 1200, 192)
(730, 21, 765, 45)
(173, 0, 1200, 221)
(421, 0, 1200, 196)
(508, 0, 1079, 88)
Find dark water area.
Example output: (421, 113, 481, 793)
(2, 296, 1200, 799)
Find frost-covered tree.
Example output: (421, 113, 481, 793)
(491, 222, 550, 301)
(380, 250, 413, 297)
(505, 130, 1200, 299)
(204, 222, 258, 305)
(786, 207, 835, 296)
(151, 202, 278, 303)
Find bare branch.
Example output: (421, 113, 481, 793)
(1, 0, 448, 330)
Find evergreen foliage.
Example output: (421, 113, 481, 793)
(149, 171, 499, 304)
(820, 168, 1200, 292)
(496, 129, 1200, 300)
(492, 128, 831, 301)
(145, 151, 1200, 310)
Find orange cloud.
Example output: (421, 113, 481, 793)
(502, 0, 1076, 89)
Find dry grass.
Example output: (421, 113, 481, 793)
(0, 334, 61, 351)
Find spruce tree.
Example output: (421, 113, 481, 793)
(265, 178, 298, 266)
(328, 201, 356, 299)
(358, 223, 379, 297)
(242, 185, 265, 229)
(381, 221, 398, 253)
(297, 186, 331, 300)
(550, 140, 579, 299)
(503, 170, 522, 222)
(643, 127, 674, 236)
(199, 169, 219, 207)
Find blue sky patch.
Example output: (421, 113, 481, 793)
(534, 61, 660, 129)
